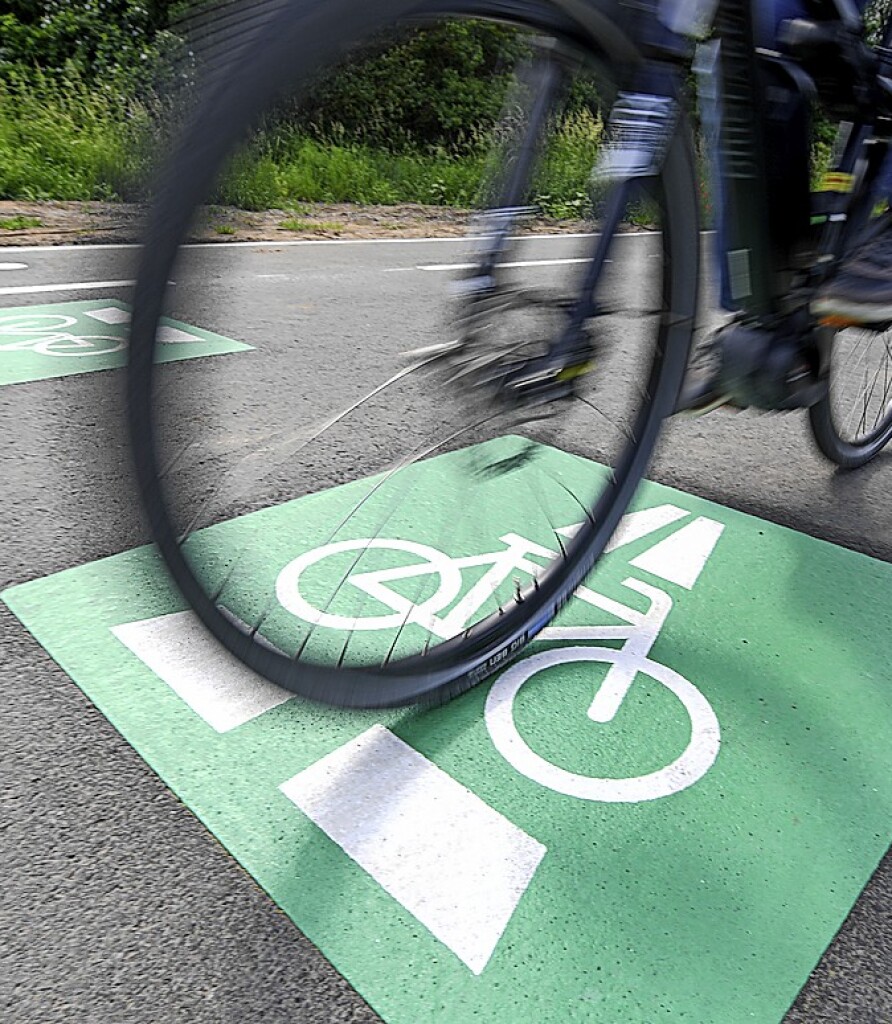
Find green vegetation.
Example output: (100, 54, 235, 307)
(0, 72, 158, 200)
(0, 7, 610, 218)
(212, 106, 604, 218)
(293, 21, 529, 151)
(2, 1, 887, 226)
(217, 136, 487, 211)
(0, 0, 185, 95)
(0, 86, 605, 217)
(213, 224, 235, 235)
(279, 219, 343, 233)
(0, 214, 43, 229)
(0, 1, 179, 200)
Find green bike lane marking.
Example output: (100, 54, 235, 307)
(4, 437, 892, 1022)
(0, 299, 250, 386)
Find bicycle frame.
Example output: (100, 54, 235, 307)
(615, 0, 892, 410)
(470, 0, 892, 407)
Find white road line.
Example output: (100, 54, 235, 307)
(182, 233, 602, 249)
(417, 257, 611, 272)
(0, 279, 134, 296)
(280, 724, 546, 974)
(0, 262, 28, 271)
(0, 231, 667, 255)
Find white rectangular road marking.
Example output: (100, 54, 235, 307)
(0, 279, 134, 297)
(281, 724, 546, 975)
(84, 305, 131, 324)
(111, 610, 292, 732)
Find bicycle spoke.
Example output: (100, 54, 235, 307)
(128, 2, 694, 705)
(173, 353, 444, 540)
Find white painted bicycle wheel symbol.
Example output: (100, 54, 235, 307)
(0, 313, 125, 357)
(485, 646, 721, 802)
(277, 538, 465, 633)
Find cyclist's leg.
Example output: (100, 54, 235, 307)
(682, 0, 817, 412)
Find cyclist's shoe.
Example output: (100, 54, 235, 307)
(812, 218, 892, 326)
(675, 335, 735, 414)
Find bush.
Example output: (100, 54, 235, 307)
(294, 20, 529, 152)
(0, 0, 184, 95)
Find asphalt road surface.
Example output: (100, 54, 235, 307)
(2, 234, 891, 1023)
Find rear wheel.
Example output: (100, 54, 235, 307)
(809, 319, 892, 468)
(809, 5, 892, 468)
(128, 0, 698, 708)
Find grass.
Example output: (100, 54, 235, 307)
(0, 71, 159, 202)
(0, 66, 830, 235)
(213, 133, 487, 210)
(212, 108, 606, 217)
(0, 215, 42, 230)
(279, 218, 343, 233)
(0, 73, 621, 223)
(214, 224, 236, 235)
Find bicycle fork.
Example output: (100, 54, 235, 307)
(538, 78, 683, 372)
(507, 533, 675, 723)
(540, 577, 673, 723)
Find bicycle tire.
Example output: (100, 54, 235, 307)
(128, 0, 698, 708)
(809, 8, 892, 468)
(809, 320, 892, 467)
(810, 212, 892, 466)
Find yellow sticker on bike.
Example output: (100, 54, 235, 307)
(818, 171, 855, 193)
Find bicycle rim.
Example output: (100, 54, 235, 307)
(810, 320, 892, 467)
(129, 0, 698, 707)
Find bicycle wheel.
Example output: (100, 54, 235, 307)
(128, 0, 698, 708)
(809, 4, 892, 469)
(809, 316, 892, 467)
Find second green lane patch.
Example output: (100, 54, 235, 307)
(0, 298, 251, 386)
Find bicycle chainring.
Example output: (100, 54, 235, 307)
(419, 283, 598, 412)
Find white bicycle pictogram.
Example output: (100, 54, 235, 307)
(0, 313, 126, 358)
(275, 519, 722, 803)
